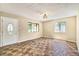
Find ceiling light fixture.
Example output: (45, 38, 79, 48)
(43, 13, 48, 20)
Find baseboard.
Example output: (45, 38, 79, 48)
(42, 37, 76, 43)
(0, 37, 76, 48)
(17, 37, 42, 43)
(0, 37, 42, 47)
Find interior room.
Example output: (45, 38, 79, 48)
(0, 3, 79, 56)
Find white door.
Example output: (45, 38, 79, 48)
(2, 16, 18, 46)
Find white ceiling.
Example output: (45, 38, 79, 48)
(0, 3, 79, 21)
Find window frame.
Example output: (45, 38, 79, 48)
(28, 22, 39, 32)
(54, 22, 66, 33)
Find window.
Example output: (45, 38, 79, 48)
(28, 22, 39, 32)
(54, 22, 66, 32)
(7, 24, 14, 34)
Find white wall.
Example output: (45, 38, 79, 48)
(0, 16, 1, 47)
(76, 10, 79, 52)
(18, 19, 42, 42)
(0, 12, 43, 46)
(43, 16, 76, 42)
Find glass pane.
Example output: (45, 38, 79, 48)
(7, 24, 14, 34)
(60, 22, 66, 32)
(55, 23, 59, 32)
(32, 24, 36, 32)
(36, 24, 39, 32)
(54, 22, 66, 32)
(28, 23, 32, 32)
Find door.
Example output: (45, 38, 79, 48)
(2, 16, 18, 46)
